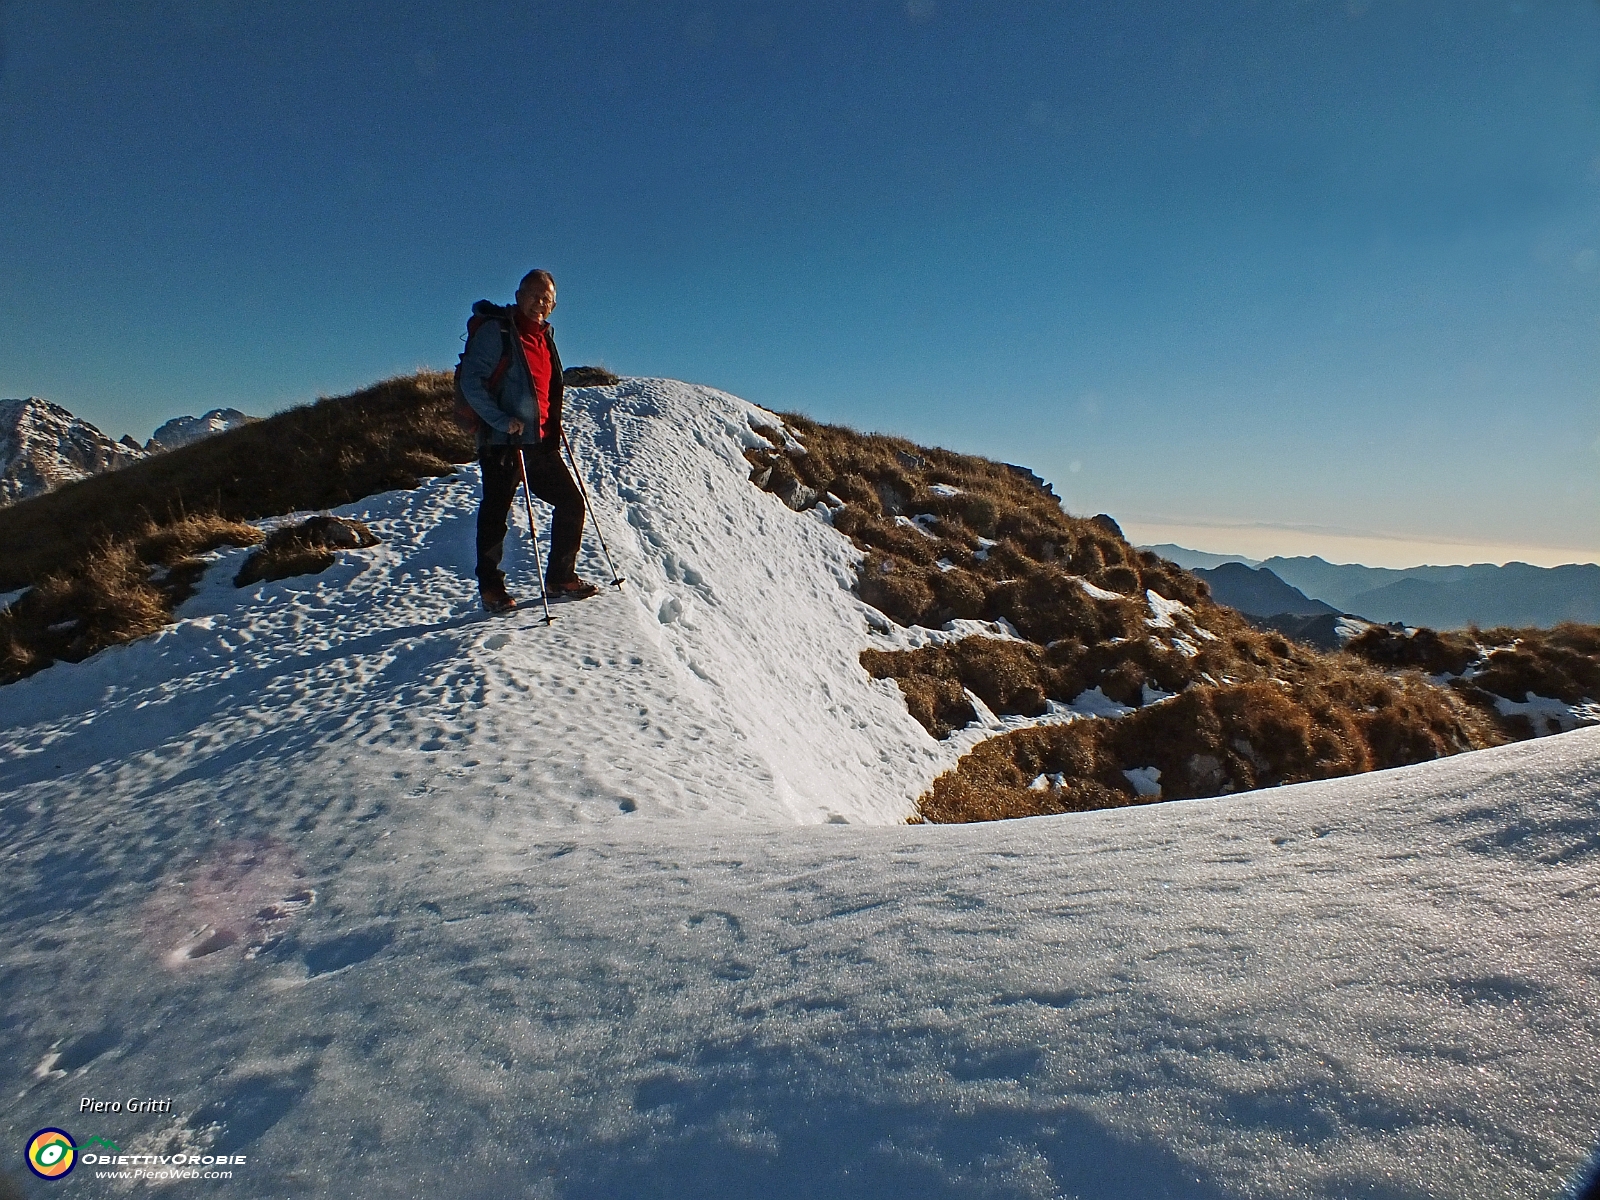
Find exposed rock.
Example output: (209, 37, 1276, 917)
(0, 397, 146, 506)
(1090, 513, 1124, 540)
(895, 449, 927, 471)
(234, 516, 380, 587)
(775, 478, 817, 512)
(874, 480, 907, 516)
(1002, 462, 1060, 503)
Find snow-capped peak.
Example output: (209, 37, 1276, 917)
(0, 396, 145, 505)
(146, 407, 257, 452)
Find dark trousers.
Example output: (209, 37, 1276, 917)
(476, 444, 585, 590)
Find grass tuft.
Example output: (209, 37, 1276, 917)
(1344, 621, 1600, 736)
(0, 515, 263, 683)
(738, 410, 1583, 823)
(235, 516, 380, 587)
(918, 670, 1496, 824)
(0, 372, 459, 683)
(563, 365, 621, 387)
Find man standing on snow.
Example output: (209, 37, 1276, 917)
(459, 269, 599, 612)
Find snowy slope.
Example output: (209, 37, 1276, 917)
(2, 380, 1598, 1198)
(0, 379, 996, 831)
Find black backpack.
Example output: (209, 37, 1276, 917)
(452, 301, 514, 436)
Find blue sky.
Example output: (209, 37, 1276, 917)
(1, 1, 1596, 566)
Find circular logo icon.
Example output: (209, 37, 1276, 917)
(27, 1128, 76, 1179)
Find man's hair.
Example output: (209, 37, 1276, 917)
(519, 269, 555, 292)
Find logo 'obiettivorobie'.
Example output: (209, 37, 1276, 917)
(27, 1128, 76, 1179)
(25, 1127, 243, 1179)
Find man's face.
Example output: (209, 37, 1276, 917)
(518, 278, 557, 323)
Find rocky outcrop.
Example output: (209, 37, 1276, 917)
(234, 516, 381, 587)
(0, 397, 146, 506)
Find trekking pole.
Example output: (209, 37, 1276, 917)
(560, 429, 626, 588)
(515, 449, 557, 625)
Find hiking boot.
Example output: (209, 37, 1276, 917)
(547, 578, 601, 601)
(481, 585, 518, 613)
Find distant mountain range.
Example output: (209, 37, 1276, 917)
(148, 407, 255, 452)
(0, 398, 256, 506)
(1142, 543, 1262, 570)
(1184, 562, 1352, 649)
(1191, 562, 1338, 618)
(1264, 557, 1600, 630)
(1149, 543, 1600, 631)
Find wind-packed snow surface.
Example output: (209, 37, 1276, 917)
(2, 380, 1597, 1198)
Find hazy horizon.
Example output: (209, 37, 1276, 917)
(1125, 522, 1600, 571)
(3, 384, 1594, 570)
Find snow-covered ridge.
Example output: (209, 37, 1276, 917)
(2, 378, 1597, 1197)
(0, 378, 979, 826)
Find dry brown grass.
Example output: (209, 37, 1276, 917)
(859, 649, 977, 738)
(741, 412, 1528, 823)
(0, 372, 463, 684)
(861, 609, 1333, 738)
(749, 413, 1204, 635)
(1466, 624, 1600, 707)
(1344, 621, 1600, 739)
(1, 514, 263, 683)
(862, 639, 1048, 728)
(234, 516, 380, 588)
(563, 365, 621, 387)
(0, 371, 465, 590)
(1342, 624, 1480, 676)
(918, 669, 1497, 824)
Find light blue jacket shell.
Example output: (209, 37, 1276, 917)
(458, 301, 564, 449)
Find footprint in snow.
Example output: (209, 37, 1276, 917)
(681, 910, 743, 939)
(142, 839, 316, 969)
